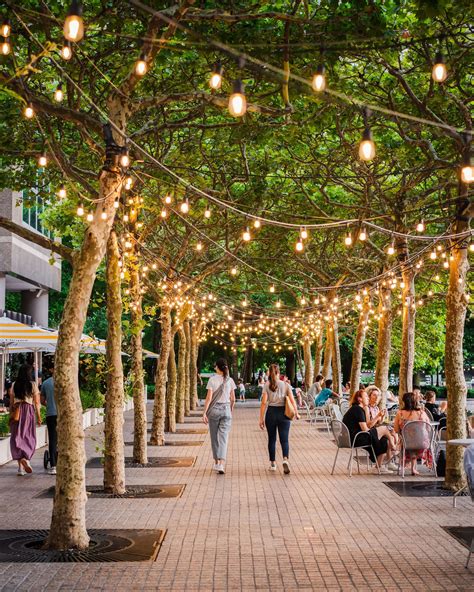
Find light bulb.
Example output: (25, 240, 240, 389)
(270, 285, 275, 293)
(387, 243, 395, 256)
(276, 300, 281, 308)
(60, 40, 72, 60)
(230, 267, 237, 275)
(359, 128, 375, 161)
(123, 214, 129, 222)
(164, 194, 172, 204)
(469, 243, 474, 252)
(120, 148, 130, 168)
(54, 85, 64, 102)
(432, 52, 447, 83)
(228, 80, 247, 117)
(23, 103, 35, 119)
(209, 62, 223, 90)
(86, 212, 93, 222)
(243, 227, 251, 242)
(124, 175, 133, 190)
(135, 55, 148, 76)
(161, 209, 167, 218)
(296, 239, 304, 252)
(416, 220, 425, 232)
(204, 205, 211, 218)
(196, 241, 203, 252)
(1, 20, 11, 37)
(344, 232, 352, 246)
(461, 153, 474, 184)
(64, 1, 84, 42)
(300, 227, 308, 240)
(113, 200, 119, 209)
(311, 64, 326, 92)
(300, 297, 306, 306)
(359, 227, 367, 241)
(1, 38, 10, 55)
(254, 218, 261, 229)
(101, 209, 107, 220)
(57, 185, 67, 199)
(443, 261, 449, 268)
(77, 203, 84, 216)
(180, 198, 189, 214)
(38, 152, 48, 167)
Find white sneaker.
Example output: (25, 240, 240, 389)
(282, 460, 290, 475)
(212, 464, 219, 472)
(268, 463, 277, 472)
(386, 462, 398, 472)
(216, 463, 225, 474)
(373, 466, 391, 474)
(48, 467, 57, 475)
(17, 467, 25, 476)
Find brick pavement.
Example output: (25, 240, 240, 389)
(0, 402, 472, 591)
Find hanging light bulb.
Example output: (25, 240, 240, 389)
(344, 230, 352, 246)
(209, 62, 223, 90)
(269, 285, 275, 293)
(77, 203, 84, 216)
(416, 220, 425, 232)
(120, 147, 130, 168)
(300, 227, 308, 240)
(57, 185, 67, 199)
(134, 53, 148, 76)
(461, 151, 474, 184)
(300, 296, 306, 306)
(359, 227, 367, 241)
(160, 208, 167, 218)
(204, 203, 211, 218)
(295, 239, 304, 252)
(54, 84, 64, 102)
(1, 37, 11, 55)
(113, 199, 120, 209)
(1, 19, 11, 37)
(311, 64, 326, 92)
(359, 127, 376, 161)
(180, 198, 190, 214)
(242, 227, 251, 242)
(387, 242, 395, 256)
(63, 0, 84, 42)
(469, 242, 474, 252)
(37, 152, 48, 167)
(124, 175, 133, 190)
(86, 212, 94, 222)
(276, 299, 281, 308)
(228, 80, 247, 117)
(123, 213, 129, 222)
(432, 51, 447, 83)
(230, 267, 238, 275)
(101, 209, 107, 220)
(23, 103, 35, 119)
(253, 218, 261, 229)
(196, 241, 203, 252)
(60, 39, 73, 60)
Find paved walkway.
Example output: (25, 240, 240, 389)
(0, 402, 473, 591)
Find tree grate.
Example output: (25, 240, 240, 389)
(384, 480, 470, 497)
(36, 484, 185, 499)
(124, 440, 204, 447)
(146, 428, 208, 435)
(0, 529, 166, 562)
(442, 526, 474, 550)
(86, 456, 196, 468)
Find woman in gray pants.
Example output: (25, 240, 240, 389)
(203, 358, 236, 474)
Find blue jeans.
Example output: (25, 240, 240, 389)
(265, 406, 291, 462)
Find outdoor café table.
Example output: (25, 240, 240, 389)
(447, 438, 474, 507)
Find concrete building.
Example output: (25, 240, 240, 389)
(0, 188, 61, 327)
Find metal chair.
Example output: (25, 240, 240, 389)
(464, 444, 474, 568)
(330, 420, 379, 477)
(400, 420, 437, 478)
(424, 407, 434, 422)
(340, 399, 350, 415)
(331, 404, 343, 422)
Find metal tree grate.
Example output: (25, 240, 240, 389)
(442, 526, 474, 550)
(384, 480, 470, 497)
(86, 457, 196, 468)
(124, 440, 203, 447)
(36, 484, 186, 499)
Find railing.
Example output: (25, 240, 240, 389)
(0, 309, 33, 325)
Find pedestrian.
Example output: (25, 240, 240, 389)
(202, 358, 236, 474)
(237, 378, 246, 402)
(40, 364, 57, 475)
(8, 364, 42, 476)
(259, 363, 299, 474)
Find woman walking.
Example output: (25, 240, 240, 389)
(203, 358, 236, 474)
(259, 363, 299, 474)
(9, 364, 42, 475)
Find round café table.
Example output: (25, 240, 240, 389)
(447, 438, 474, 506)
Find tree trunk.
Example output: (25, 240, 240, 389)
(103, 230, 125, 494)
(285, 350, 296, 383)
(444, 187, 471, 490)
(184, 320, 191, 415)
(166, 335, 177, 433)
(176, 326, 186, 424)
(322, 322, 333, 379)
(242, 345, 253, 383)
(349, 296, 370, 396)
(302, 338, 313, 390)
(130, 264, 147, 464)
(229, 344, 238, 382)
(189, 321, 198, 410)
(45, 171, 121, 551)
(151, 304, 172, 445)
(313, 331, 323, 381)
(399, 271, 416, 398)
(374, 284, 392, 410)
(331, 319, 342, 394)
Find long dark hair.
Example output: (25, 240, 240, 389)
(215, 358, 229, 380)
(13, 365, 34, 400)
(268, 363, 280, 392)
(402, 392, 420, 411)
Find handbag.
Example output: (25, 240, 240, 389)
(9, 402, 21, 424)
(205, 379, 228, 418)
(284, 388, 296, 420)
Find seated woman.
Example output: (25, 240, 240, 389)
(366, 385, 400, 454)
(424, 390, 447, 421)
(342, 389, 396, 474)
(393, 392, 432, 476)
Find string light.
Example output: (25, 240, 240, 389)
(1, 19, 11, 37)
(432, 51, 447, 83)
(228, 80, 247, 117)
(23, 103, 34, 119)
(77, 203, 84, 216)
(461, 151, 474, 184)
(160, 208, 167, 218)
(63, 0, 84, 43)
(344, 230, 352, 246)
(416, 220, 425, 232)
(359, 127, 375, 161)
(119, 147, 130, 168)
(86, 212, 93, 222)
(300, 227, 308, 240)
(295, 239, 304, 252)
(359, 227, 368, 241)
(135, 53, 148, 76)
(430, 250, 437, 260)
(1, 37, 11, 55)
(196, 241, 203, 252)
(469, 243, 474, 252)
(311, 64, 326, 92)
(60, 39, 72, 60)
(113, 199, 120, 209)
(204, 203, 211, 218)
(180, 197, 190, 214)
(124, 175, 133, 190)
(54, 84, 64, 102)
(164, 194, 172, 204)
(387, 241, 395, 256)
(209, 62, 223, 90)
(57, 185, 67, 199)
(37, 152, 48, 167)
(230, 267, 238, 275)
(243, 227, 251, 242)
(269, 285, 275, 293)
(254, 218, 261, 229)
(101, 209, 107, 220)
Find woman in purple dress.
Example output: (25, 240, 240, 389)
(9, 365, 42, 475)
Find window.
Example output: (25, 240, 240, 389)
(22, 188, 51, 238)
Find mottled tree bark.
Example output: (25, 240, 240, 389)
(397, 237, 416, 399)
(184, 320, 191, 416)
(130, 264, 147, 464)
(189, 321, 198, 410)
(166, 335, 177, 433)
(229, 345, 238, 382)
(150, 304, 172, 445)
(103, 230, 125, 494)
(302, 338, 313, 390)
(374, 285, 392, 409)
(242, 344, 253, 383)
(445, 189, 471, 490)
(331, 319, 342, 394)
(176, 326, 186, 424)
(313, 331, 323, 382)
(285, 350, 296, 384)
(45, 171, 121, 551)
(349, 296, 370, 396)
(322, 322, 333, 379)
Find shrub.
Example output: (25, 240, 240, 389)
(0, 414, 10, 436)
(80, 389, 105, 410)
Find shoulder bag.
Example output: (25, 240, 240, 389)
(284, 385, 296, 420)
(205, 378, 228, 418)
(9, 402, 21, 424)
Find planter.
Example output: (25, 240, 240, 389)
(0, 437, 12, 465)
(96, 407, 105, 424)
(82, 409, 92, 430)
(35, 425, 47, 449)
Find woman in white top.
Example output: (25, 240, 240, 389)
(203, 358, 236, 474)
(259, 363, 299, 474)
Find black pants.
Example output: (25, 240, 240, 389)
(265, 406, 291, 462)
(46, 415, 57, 467)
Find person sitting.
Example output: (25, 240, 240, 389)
(314, 379, 340, 407)
(393, 392, 432, 476)
(342, 381, 351, 395)
(307, 374, 323, 402)
(366, 385, 399, 452)
(424, 390, 447, 421)
(385, 390, 398, 410)
(237, 379, 246, 402)
(342, 389, 396, 473)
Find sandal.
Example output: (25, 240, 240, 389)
(20, 459, 33, 474)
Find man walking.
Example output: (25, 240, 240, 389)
(40, 364, 57, 475)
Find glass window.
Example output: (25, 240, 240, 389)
(21, 188, 51, 238)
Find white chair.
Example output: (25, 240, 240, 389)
(340, 399, 350, 415)
(400, 420, 437, 478)
(330, 420, 379, 477)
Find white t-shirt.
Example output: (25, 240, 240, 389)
(206, 375, 237, 403)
